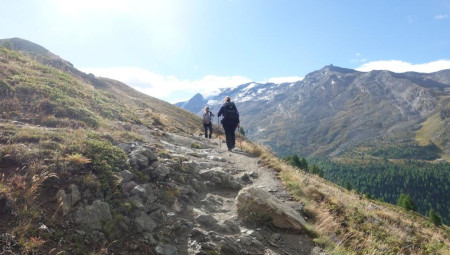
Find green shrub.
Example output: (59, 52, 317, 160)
(397, 193, 416, 211)
(0, 80, 14, 94)
(428, 208, 442, 226)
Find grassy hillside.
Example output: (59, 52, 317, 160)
(0, 40, 448, 254)
(0, 42, 205, 253)
(0, 44, 200, 133)
(242, 142, 450, 255)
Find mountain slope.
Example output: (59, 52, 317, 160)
(178, 65, 450, 224)
(0, 38, 201, 134)
(178, 65, 450, 158)
(0, 39, 448, 254)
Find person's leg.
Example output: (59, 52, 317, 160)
(208, 124, 212, 138)
(223, 124, 233, 150)
(230, 124, 237, 149)
(204, 124, 208, 138)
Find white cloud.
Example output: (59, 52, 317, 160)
(407, 16, 414, 23)
(350, 53, 368, 63)
(264, 76, 304, 84)
(80, 67, 251, 103)
(434, 14, 449, 20)
(355, 60, 450, 73)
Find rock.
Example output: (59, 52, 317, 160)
(38, 224, 49, 232)
(249, 172, 259, 178)
(126, 195, 149, 213)
(117, 143, 136, 153)
(199, 168, 242, 190)
(217, 220, 240, 234)
(181, 160, 200, 174)
(129, 183, 157, 203)
(134, 212, 157, 233)
(69, 184, 81, 207)
(56, 190, 70, 215)
(143, 162, 170, 180)
(130, 185, 146, 196)
(200, 195, 223, 212)
(74, 200, 112, 231)
(119, 170, 134, 182)
(195, 214, 218, 228)
(240, 173, 252, 183)
(130, 152, 150, 169)
(155, 244, 178, 255)
(219, 237, 244, 255)
(207, 155, 227, 162)
(129, 146, 158, 169)
(236, 187, 306, 231)
(0, 195, 13, 214)
(270, 233, 281, 243)
(122, 181, 138, 193)
(88, 231, 106, 244)
(190, 228, 209, 242)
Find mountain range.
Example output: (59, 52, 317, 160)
(177, 65, 450, 160)
(0, 38, 449, 254)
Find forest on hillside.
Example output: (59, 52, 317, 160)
(309, 158, 450, 225)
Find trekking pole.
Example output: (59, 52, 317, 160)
(238, 124, 242, 150)
(217, 116, 221, 149)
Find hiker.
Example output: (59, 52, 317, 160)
(217, 96, 240, 151)
(203, 106, 215, 138)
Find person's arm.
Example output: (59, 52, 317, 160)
(217, 105, 224, 117)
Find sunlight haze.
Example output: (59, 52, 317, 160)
(2, 0, 450, 102)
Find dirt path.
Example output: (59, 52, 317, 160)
(160, 134, 323, 255)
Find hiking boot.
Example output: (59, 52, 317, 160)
(228, 148, 233, 152)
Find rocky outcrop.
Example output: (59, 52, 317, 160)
(74, 200, 112, 231)
(48, 133, 319, 254)
(236, 186, 306, 231)
(56, 184, 81, 216)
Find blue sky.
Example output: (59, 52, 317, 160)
(1, 0, 450, 102)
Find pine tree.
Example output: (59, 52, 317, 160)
(397, 193, 416, 211)
(428, 208, 442, 226)
(299, 157, 308, 170)
(239, 126, 245, 136)
(345, 181, 352, 191)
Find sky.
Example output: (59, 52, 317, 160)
(1, 0, 450, 103)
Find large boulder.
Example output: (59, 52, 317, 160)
(134, 212, 157, 233)
(129, 146, 158, 169)
(69, 184, 81, 207)
(74, 200, 112, 231)
(199, 168, 242, 190)
(236, 187, 306, 231)
(56, 190, 70, 216)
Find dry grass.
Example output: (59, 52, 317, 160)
(242, 142, 450, 254)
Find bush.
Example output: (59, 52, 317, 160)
(428, 208, 442, 226)
(397, 193, 416, 211)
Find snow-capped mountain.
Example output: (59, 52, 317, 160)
(175, 81, 296, 117)
(177, 65, 450, 158)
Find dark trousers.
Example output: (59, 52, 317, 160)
(223, 123, 238, 150)
(204, 123, 212, 138)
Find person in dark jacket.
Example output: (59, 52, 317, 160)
(217, 96, 240, 151)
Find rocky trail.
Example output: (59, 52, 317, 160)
(147, 131, 323, 255)
(0, 121, 324, 254)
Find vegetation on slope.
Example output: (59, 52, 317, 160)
(0, 43, 202, 253)
(242, 141, 450, 254)
(311, 157, 450, 225)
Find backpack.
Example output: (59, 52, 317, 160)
(223, 102, 238, 123)
(203, 112, 212, 124)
